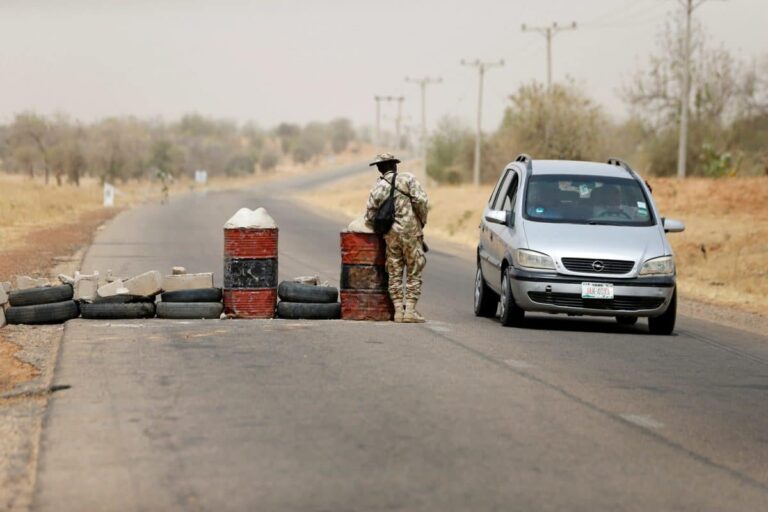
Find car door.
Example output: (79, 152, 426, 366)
(479, 169, 511, 287)
(495, 170, 522, 272)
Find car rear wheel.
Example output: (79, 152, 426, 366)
(616, 316, 638, 326)
(648, 289, 677, 335)
(474, 264, 498, 318)
(499, 270, 525, 327)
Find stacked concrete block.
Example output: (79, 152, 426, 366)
(73, 272, 100, 301)
(97, 279, 128, 298)
(123, 271, 162, 297)
(162, 272, 214, 292)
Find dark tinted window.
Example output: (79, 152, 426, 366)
(523, 174, 655, 226)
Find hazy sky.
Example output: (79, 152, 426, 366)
(0, 0, 765, 132)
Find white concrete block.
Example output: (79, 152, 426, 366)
(1, 282, 10, 294)
(124, 271, 163, 297)
(172, 266, 187, 275)
(74, 272, 100, 302)
(0, 307, 6, 328)
(162, 273, 214, 292)
(0, 286, 7, 306)
(97, 279, 126, 298)
(16, 276, 49, 290)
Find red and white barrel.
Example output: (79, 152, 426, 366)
(223, 221, 278, 319)
(339, 232, 393, 321)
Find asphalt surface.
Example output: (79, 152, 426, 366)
(33, 164, 768, 511)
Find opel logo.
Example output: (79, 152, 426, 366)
(592, 260, 605, 272)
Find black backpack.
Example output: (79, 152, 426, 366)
(372, 171, 398, 234)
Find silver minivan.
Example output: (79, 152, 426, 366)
(474, 155, 685, 334)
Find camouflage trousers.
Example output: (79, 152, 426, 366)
(384, 231, 426, 303)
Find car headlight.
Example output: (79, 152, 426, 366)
(515, 249, 556, 271)
(639, 255, 675, 276)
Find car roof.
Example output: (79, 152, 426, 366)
(518, 159, 634, 179)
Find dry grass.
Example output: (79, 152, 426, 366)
(296, 168, 768, 317)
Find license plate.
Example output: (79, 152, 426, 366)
(582, 282, 614, 299)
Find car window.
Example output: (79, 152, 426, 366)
(491, 171, 513, 211)
(501, 173, 519, 212)
(488, 169, 510, 208)
(523, 174, 655, 226)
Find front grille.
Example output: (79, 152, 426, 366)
(561, 257, 634, 274)
(528, 292, 665, 311)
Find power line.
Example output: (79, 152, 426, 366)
(461, 59, 504, 186)
(373, 95, 404, 149)
(521, 21, 578, 90)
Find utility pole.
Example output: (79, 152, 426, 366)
(374, 95, 404, 149)
(395, 96, 405, 150)
(676, 0, 722, 179)
(405, 76, 442, 181)
(461, 59, 504, 186)
(374, 96, 383, 147)
(521, 21, 577, 90)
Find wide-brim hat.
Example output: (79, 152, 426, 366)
(369, 153, 401, 166)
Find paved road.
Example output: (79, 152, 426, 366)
(33, 165, 768, 511)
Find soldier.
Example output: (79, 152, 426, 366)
(365, 153, 429, 323)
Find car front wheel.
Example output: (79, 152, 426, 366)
(648, 289, 677, 335)
(499, 270, 525, 327)
(474, 264, 499, 318)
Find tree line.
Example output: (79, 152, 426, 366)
(428, 15, 768, 183)
(0, 114, 359, 185)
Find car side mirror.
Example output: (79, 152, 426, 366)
(485, 209, 515, 228)
(663, 218, 685, 233)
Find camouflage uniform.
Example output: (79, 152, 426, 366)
(365, 170, 429, 304)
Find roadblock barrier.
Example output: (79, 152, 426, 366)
(223, 227, 278, 318)
(339, 232, 393, 321)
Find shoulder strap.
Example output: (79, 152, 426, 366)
(384, 172, 414, 200)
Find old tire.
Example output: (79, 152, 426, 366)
(157, 302, 223, 319)
(6, 300, 79, 325)
(277, 301, 341, 320)
(92, 295, 155, 304)
(80, 302, 155, 320)
(160, 288, 222, 303)
(9, 284, 73, 307)
(277, 281, 338, 304)
(648, 289, 677, 335)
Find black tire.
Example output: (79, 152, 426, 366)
(277, 301, 341, 320)
(648, 289, 677, 335)
(80, 302, 155, 320)
(92, 295, 155, 304)
(616, 316, 638, 326)
(161, 288, 222, 303)
(499, 269, 525, 327)
(9, 284, 73, 307)
(6, 300, 79, 325)
(474, 263, 499, 318)
(277, 281, 338, 304)
(157, 302, 223, 319)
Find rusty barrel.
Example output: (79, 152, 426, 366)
(340, 232, 393, 321)
(223, 227, 278, 318)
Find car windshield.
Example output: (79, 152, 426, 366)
(523, 174, 655, 226)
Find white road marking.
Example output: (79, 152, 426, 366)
(621, 414, 665, 429)
(504, 359, 535, 369)
(106, 323, 145, 328)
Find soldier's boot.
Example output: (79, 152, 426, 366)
(403, 302, 425, 323)
(393, 300, 405, 323)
